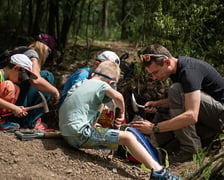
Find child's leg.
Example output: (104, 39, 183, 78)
(119, 131, 162, 171)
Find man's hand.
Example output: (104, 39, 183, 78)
(130, 120, 153, 135)
(144, 101, 158, 113)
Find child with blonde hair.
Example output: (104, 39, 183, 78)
(12, 34, 59, 130)
(59, 61, 181, 180)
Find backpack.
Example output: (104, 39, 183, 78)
(117, 127, 160, 165)
(0, 47, 31, 68)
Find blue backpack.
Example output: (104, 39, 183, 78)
(117, 127, 160, 165)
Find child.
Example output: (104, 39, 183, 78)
(0, 54, 37, 130)
(59, 50, 120, 108)
(59, 61, 181, 179)
(59, 50, 121, 128)
(12, 34, 59, 130)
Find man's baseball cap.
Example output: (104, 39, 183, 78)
(96, 51, 120, 66)
(10, 54, 38, 80)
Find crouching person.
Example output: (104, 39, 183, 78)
(59, 61, 181, 180)
(0, 54, 37, 131)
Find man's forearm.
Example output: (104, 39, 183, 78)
(155, 98, 169, 108)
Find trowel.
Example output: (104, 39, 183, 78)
(131, 93, 168, 113)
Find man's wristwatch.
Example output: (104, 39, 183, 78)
(153, 123, 160, 134)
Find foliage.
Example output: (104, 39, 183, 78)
(0, 0, 223, 67)
(186, 132, 224, 179)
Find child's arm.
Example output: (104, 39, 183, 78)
(29, 57, 60, 105)
(0, 98, 27, 118)
(105, 88, 125, 127)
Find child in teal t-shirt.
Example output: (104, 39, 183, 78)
(59, 60, 181, 180)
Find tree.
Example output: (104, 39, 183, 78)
(102, 0, 108, 37)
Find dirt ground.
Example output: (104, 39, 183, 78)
(0, 130, 192, 180)
(0, 41, 223, 180)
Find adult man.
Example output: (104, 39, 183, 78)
(131, 44, 224, 162)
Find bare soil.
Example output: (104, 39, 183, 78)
(0, 41, 223, 180)
(0, 130, 191, 180)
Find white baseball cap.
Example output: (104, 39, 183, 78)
(10, 54, 38, 79)
(96, 51, 120, 66)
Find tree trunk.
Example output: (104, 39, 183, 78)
(121, 0, 127, 40)
(17, 0, 26, 34)
(74, 0, 86, 44)
(58, 0, 80, 63)
(102, 0, 108, 38)
(28, 0, 33, 34)
(48, 0, 58, 37)
(32, 0, 44, 35)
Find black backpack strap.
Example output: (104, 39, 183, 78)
(10, 47, 30, 55)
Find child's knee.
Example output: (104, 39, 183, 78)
(119, 131, 136, 145)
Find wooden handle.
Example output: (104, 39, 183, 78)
(44, 131, 62, 138)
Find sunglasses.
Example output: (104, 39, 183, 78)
(94, 72, 117, 90)
(140, 54, 168, 62)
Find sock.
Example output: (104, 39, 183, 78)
(154, 168, 165, 174)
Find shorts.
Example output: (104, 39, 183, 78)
(64, 127, 119, 150)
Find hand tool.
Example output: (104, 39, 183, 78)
(0, 91, 49, 120)
(15, 130, 61, 141)
(131, 93, 168, 113)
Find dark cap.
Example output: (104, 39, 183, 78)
(39, 34, 55, 52)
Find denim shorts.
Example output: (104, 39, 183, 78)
(64, 127, 119, 150)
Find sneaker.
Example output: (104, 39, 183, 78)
(0, 120, 20, 132)
(169, 150, 193, 163)
(34, 118, 55, 132)
(150, 168, 181, 180)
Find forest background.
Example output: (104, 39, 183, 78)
(0, 1, 224, 179)
(0, 0, 224, 69)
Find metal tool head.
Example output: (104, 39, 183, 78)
(131, 93, 145, 112)
(38, 91, 49, 113)
(131, 93, 139, 112)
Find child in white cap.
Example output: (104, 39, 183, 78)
(0, 54, 36, 131)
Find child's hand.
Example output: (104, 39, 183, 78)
(114, 112, 125, 129)
(102, 105, 111, 113)
(53, 90, 60, 105)
(12, 106, 28, 118)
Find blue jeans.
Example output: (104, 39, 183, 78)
(13, 70, 54, 128)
